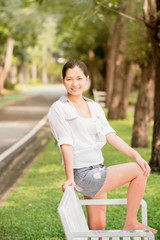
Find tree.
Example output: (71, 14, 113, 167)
(55, 1, 112, 93)
(105, 12, 121, 108)
(0, 38, 14, 92)
(129, 16, 155, 148)
(27, 17, 58, 84)
(131, 58, 155, 147)
(107, 3, 129, 119)
(94, 1, 142, 120)
(0, 0, 44, 92)
(110, 0, 155, 146)
(106, 1, 143, 120)
(143, 0, 160, 170)
(118, 62, 140, 119)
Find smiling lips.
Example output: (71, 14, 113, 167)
(71, 88, 80, 91)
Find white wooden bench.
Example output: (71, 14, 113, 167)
(93, 89, 107, 108)
(58, 187, 154, 240)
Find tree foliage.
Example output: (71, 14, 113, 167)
(0, 0, 44, 64)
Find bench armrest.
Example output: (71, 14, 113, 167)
(80, 198, 147, 225)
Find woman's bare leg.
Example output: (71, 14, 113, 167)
(95, 162, 157, 234)
(84, 192, 107, 240)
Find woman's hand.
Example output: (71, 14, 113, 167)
(62, 179, 75, 192)
(135, 155, 151, 177)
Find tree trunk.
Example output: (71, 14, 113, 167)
(97, 70, 105, 91)
(88, 50, 95, 95)
(24, 66, 30, 84)
(143, 0, 160, 170)
(105, 13, 122, 107)
(32, 64, 37, 79)
(42, 67, 48, 84)
(150, 53, 160, 170)
(88, 50, 105, 94)
(131, 60, 155, 148)
(107, 14, 127, 119)
(0, 66, 3, 88)
(18, 65, 24, 84)
(0, 38, 14, 93)
(118, 62, 140, 119)
(10, 66, 17, 84)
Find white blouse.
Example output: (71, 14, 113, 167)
(48, 96, 115, 169)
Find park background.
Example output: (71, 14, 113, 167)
(0, 0, 160, 239)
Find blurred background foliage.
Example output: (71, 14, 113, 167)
(0, 0, 151, 89)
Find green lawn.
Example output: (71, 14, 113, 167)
(0, 111, 159, 240)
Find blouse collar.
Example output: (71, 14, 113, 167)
(60, 95, 93, 103)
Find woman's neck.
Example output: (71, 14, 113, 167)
(66, 94, 84, 103)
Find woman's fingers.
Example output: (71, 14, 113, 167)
(142, 161, 151, 177)
(136, 157, 151, 177)
(62, 179, 75, 192)
(146, 163, 151, 176)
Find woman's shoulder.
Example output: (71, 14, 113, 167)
(48, 97, 65, 118)
(85, 97, 102, 109)
(49, 98, 62, 111)
(48, 96, 75, 118)
(83, 96, 100, 107)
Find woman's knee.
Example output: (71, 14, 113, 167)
(86, 203, 106, 230)
(132, 162, 148, 180)
(85, 193, 107, 230)
(88, 216, 106, 230)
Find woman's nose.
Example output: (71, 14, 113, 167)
(72, 80, 78, 86)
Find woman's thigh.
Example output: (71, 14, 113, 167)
(97, 162, 142, 195)
(84, 162, 143, 230)
(84, 192, 107, 230)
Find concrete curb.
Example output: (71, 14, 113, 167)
(0, 115, 48, 168)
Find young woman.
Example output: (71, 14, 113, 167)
(48, 60, 157, 235)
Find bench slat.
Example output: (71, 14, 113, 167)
(93, 89, 107, 108)
(71, 230, 154, 239)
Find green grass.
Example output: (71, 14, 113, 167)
(0, 111, 159, 240)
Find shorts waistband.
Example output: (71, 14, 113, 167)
(74, 163, 104, 171)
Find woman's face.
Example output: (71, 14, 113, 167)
(62, 66, 89, 96)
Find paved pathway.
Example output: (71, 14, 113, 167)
(0, 84, 66, 154)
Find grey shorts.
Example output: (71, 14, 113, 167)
(73, 164, 107, 197)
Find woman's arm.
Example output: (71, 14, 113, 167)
(106, 132, 151, 176)
(61, 144, 75, 191)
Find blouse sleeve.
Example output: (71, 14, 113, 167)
(48, 104, 73, 147)
(96, 103, 116, 136)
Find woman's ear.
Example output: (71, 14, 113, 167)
(61, 77, 64, 83)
